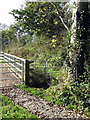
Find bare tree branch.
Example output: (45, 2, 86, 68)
(51, 3, 69, 31)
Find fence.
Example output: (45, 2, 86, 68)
(0, 52, 64, 87)
(33, 58, 60, 73)
(31, 59, 61, 86)
(1, 52, 33, 85)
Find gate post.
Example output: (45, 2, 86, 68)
(24, 60, 30, 85)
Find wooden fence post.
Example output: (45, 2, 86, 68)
(44, 60, 47, 80)
(24, 60, 30, 85)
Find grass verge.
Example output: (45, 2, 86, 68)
(16, 84, 90, 118)
(0, 94, 39, 119)
(16, 84, 65, 106)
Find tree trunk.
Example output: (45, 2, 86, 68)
(67, 0, 89, 82)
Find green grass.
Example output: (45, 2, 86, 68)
(0, 94, 39, 119)
(16, 84, 90, 117)
(16, 85, 45, 98)
(16, 84, 62, 104)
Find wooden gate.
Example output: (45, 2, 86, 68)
(0, 52, 33, 87)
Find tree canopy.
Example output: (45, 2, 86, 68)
(11, 2, 71, 38)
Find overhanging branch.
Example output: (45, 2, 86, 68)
(51, 3, 69, 31)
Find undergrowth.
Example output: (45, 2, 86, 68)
(17, 80, 90, 117)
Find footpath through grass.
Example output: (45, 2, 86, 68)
(16, 84, 90, 118)
(16, 85, 58, 103)
(0, 94, 39, 119)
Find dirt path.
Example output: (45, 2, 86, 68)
(0, 59, 89, 119)
(2, 87, 89, 119)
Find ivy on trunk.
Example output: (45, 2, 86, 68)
(67, 1, 89, 82)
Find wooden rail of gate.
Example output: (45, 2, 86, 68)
(3, 52, 33, 85)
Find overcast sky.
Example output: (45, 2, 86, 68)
(0, 0, 69, 26)
(0, 0, 25, 26)
(0, 0, 88, 26)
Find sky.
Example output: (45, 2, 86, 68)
(0, 0, 89, 26)
(0, 0, 25, 26)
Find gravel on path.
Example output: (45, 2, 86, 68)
(2, 87, 89, 119)
(0, 57, 89, 119)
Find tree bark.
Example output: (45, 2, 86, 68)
(67, 0, 89, 82)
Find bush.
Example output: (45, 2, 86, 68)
(59, 81, 90, 116)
